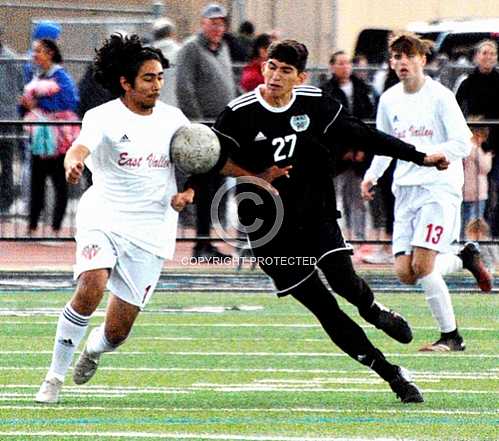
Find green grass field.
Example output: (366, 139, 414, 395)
(0, 288, 497, 440)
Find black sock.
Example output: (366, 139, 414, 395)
(441, 329, 460, 340)
(357, 348, 399, 382)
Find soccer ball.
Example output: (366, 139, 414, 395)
(170, 123, 221, 175)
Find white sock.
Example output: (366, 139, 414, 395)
(435, 253, 463, 276)
(418, 271, 457, 333)
(85, 324, 118, 357)
(47, 303, 90, 382)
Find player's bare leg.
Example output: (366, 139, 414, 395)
(36, 269, 109, 403)
(74, 294, 140, 385)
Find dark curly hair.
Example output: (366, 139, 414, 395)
(93, 33, 169, 97)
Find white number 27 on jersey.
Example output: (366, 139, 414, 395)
(273, 134, 297, 162)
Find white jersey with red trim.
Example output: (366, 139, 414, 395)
(73, 98, 189, 258)
(365, 76, 472, 201)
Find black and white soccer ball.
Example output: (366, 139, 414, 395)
(170, 123, 221, 175)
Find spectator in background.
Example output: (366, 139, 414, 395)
(462, 118, 493, 239)
(151, 17, 180, 106)
(240, 33, 271, 93)
(77, 64, 113, 118)
(456, 40, 499, 239)
(222, 15, 247, 63)
(24, 20, 61, 83)
(352, 54, 370, 82)
(321, 51, 375, 241)
(236, 20, 255, 61)
(363, 67, 399, 264)
(0, 26, 24, 215)
(175, 3, 236, 258)
(19, 38, 79, 236)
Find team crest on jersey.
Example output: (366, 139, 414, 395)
(81, 244, 100, 260)
(290, 114, 310, 132)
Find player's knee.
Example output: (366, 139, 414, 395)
(396, 268, 417, 285)
(71, 271, 108, 315)
(411, 261, 432, 280)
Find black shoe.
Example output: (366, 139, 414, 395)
(419, 334, 466, 352)
(389, 367, 424, 403)
(193, 243, 232, 259)
(366, 301, 413, 344)
(458, 242, 493, 292)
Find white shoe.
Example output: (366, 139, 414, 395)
(73, 349, 100, 385)
(35, 377, 63, 404)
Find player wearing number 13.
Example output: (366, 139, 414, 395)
(361, 34, 493, 352)
(211, 39, 453, 403)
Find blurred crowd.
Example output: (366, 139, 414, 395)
(0, 4, 498, 266)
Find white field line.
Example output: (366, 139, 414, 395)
(0, 366, 497, 380)
(1, 385, 497, 396)
(0, 350, 496, 358)
(0, 320, 495, 332)
(0, 432, 415, 441)
(0, 405, 495, 416)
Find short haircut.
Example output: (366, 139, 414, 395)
(475, 39, 498, 54)
(267, 39, 309, 72)
(389, 33, 433, 56)
(329, 50, 348, 65)
(250, 33, 271, 59)
(238, 20, 255, 35)
(93, 33, 169, 97)
(38, 38, 63, 64)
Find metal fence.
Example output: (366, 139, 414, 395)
(1, 57, 498, 250)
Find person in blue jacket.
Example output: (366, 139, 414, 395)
(19, 38, 79, 235)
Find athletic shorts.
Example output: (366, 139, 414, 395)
(74, 230, 164, 309)
(251, 219, 353, 296)
(392, 186, 460, 255)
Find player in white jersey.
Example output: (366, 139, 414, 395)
(361, 34, 493, 352)
(35, 34, 195, 404)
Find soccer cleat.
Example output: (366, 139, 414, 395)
(458, 242, 493, 292)
(366, 301, 413, 344)
(419, 334, 466, 352)
(35, 377, 63, 404)
(389, 367, 424, 403)
(73, 349, 100, 385)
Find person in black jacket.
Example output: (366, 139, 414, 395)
(320, 51, 376, 241)
(456, 40, 499, 238)
(207, 40, 451, 403)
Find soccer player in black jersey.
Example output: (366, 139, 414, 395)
(210, 40, 449, 403)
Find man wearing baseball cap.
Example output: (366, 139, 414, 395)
(175, 3, 236, 259)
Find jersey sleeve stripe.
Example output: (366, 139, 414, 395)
(228, 92, 257, 108)
(323, 104, 343, 134)
(231, 98, 259, 111)
(295, 86, 322, 93)
(212, 127, 241, 149)
(295, 91, 323, 97)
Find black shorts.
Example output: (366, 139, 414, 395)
(249, 219, 353, 296)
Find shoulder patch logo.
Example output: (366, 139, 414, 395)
(254, 131, 267, 141)
(120, 134, 130, 143)
(290, 114, 310, 132)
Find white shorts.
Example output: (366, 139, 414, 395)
(74, 230, 164, 309)
(392, 186, 460, 256)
